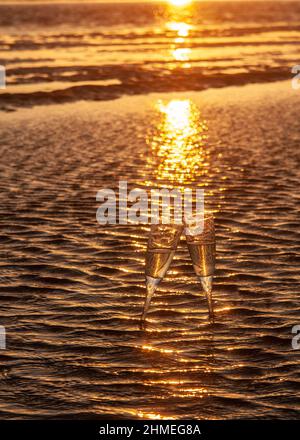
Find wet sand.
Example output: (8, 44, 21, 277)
(0, 80, 299, 419)
(0, 1, 299, 111)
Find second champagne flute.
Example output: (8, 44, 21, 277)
(185, 215, 216, 320)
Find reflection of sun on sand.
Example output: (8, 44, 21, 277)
(147, 99, 209, 185)
(172, 48, 191, 63)
(166, 19, 193, 67)
(166, 21, 192, 37)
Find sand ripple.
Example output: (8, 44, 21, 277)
(0, 81, 299, 419)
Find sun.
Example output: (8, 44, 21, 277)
(169, 0, 192, 7)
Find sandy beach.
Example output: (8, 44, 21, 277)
(0, 78, 299, 419)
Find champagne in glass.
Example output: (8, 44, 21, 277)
(185, 215, 216, 320)
(141, 224, 183, 326)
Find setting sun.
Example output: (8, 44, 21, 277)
(169, 0, 192, 7)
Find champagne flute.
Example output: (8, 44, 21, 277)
(185, 215, 216, 321)
(141, 223, 183, 327)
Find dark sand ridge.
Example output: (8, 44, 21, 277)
(0, 68, 291, 111)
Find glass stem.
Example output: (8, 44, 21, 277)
(200, 275, 214, 322)
(140, 276, 160, 325)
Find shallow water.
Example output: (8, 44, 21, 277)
(0, 1, 299, 108)
(0, 80, 299, 419)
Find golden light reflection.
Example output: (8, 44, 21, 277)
(165, 0, 193, 67)
(142, 344, 179, 354)
(126, 409, 173, 420)
(167, 20, 192, 67)
(172, 48, 191, 62)
(172, 386, 209, 399)
(147, 99, 209, 185)
(166, 21, 192, 37)
(143, 378, 210, 399)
